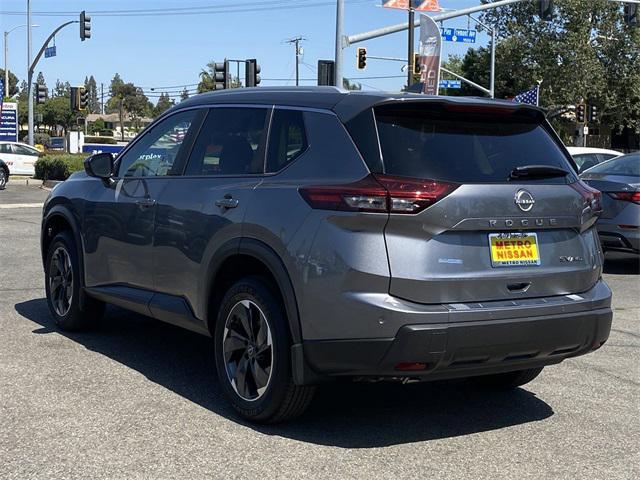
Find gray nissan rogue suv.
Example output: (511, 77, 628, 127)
(41, 87, 613, 422)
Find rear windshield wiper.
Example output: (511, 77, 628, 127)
(509, 165, 570, 180)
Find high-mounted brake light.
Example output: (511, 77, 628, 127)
(608, 192, 640, 205)
(299, 174, 458, 214)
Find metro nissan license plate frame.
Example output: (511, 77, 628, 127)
(489, 232, 541, 267)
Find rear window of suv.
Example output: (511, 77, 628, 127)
(373, 103, 575, 184)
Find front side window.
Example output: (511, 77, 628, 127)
(14, 145, 39, 156)
(118, 110, 197, 177)
(185, 107, 268, 176)
(266, 109, 308, 173)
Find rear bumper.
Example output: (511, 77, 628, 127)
(302, 280, 613, 380)
(597, 225, 640, 253)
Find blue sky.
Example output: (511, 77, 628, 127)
(1, 0, 488, 103)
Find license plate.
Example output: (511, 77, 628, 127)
(489, 232, 540, 267)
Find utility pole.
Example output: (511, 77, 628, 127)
(27, 0, 33, 145)
(100, 82, 104, 114)
(407, 6, 415, 88)
(335, 0, 344, 88)
(287, 37, 305, 86)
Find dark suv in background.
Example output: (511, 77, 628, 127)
(41, 87, 613, 422)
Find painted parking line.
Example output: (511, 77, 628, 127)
(0, 203, 44, 209)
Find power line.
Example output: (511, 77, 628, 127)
(0, 0, 372, 17)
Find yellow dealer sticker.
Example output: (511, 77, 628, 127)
(489, 233, 540, 267)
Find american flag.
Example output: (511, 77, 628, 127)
(513, 86, 539, 106)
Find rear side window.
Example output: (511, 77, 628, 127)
(266, 109, 308, 173)
(374, 104, 574, 184)
(586, 154, 639, 176)
(186, 107, 268, 176)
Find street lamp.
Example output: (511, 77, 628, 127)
(3, 23, 39, 97)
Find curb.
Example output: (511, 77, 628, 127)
(43, 180, 63, 189)
(8, 177, 35, 186)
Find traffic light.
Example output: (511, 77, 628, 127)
(624, 4, 638, 27)
(70, 86, 86, 112)
(357, 47, 367, 70)
(245, 59, 261, 88)
(412, 53, 421, 75)
(214, 60, 230, 90)
(317, 60, 336, 86)
(80, 11, 91, 41)
(79, 87, 89, 111)
(35, 83, 47, 104)
(576, 103, 586, 123)
(588, 104, 598, 123)
(538, 0, 554, 21)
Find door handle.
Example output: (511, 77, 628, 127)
(215, 196, 239, 209)
(135, 198, 156, 209)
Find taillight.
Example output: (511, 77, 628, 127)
(571, 181, 603, 215)
(608, 192, 640, 204)
(299, 174, 458, 214)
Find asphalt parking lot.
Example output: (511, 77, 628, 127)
(1, 184, 638, 479)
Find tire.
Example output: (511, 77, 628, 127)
(45, 231, 105, 331)
(468, 367, 544, 390)
(0, 168, 7, 190)
(214, 276, 315, 423)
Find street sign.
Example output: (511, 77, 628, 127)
(0, 102, 19, 142)
(583, 126, 589, 136)
(440, 80, 462, 89)
(441, 28, 477, 43)
(45, 46, 57, 58)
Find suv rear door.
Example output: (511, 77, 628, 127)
(370, 102, 602, 304)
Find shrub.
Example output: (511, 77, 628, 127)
(34, 154, 86, 181)
(84, 136, 117, 145)
(20, 132, 51, 147)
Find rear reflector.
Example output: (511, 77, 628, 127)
(608, 192, 640, 204)
(619, 225, 639, 230)
(299, 174, 458, 214)
(395, 362, 428, 371)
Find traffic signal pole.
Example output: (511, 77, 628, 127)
(407, 7, 415, 87)
(335, 0, 344, 88)
(27, 19, 79, 145)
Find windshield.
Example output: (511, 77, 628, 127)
(584, 154, 640, 177)
(374, 104, 575, 184)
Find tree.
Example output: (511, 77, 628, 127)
(479, 0, 640, 132)
(85, 75, 100, 113)
(180, 88, 190, 101)
(0, 69, 19, 97)
(52, 79, 70, 98)
(109, 81, 152, 140)
(343, 78, 362, 90)
(41, 96, 75, 132)
(153, 92, 174, 117)
(105, 73, 124, 114)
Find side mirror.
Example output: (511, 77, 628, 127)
(84, 152, 114, 179)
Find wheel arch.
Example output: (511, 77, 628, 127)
(41, 205, 91, 308)
(204, 238, 303, 346)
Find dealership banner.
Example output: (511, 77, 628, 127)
(381, 0, 440, 11)
(419, 14, 442, 95)
(0, 102, 18, 142)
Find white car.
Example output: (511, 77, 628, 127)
(566, 147, 622, 173)
(0, 141, 41, 176)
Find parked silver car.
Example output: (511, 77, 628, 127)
(41, 88, 613, 422)
(581, 153, 640, 254)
